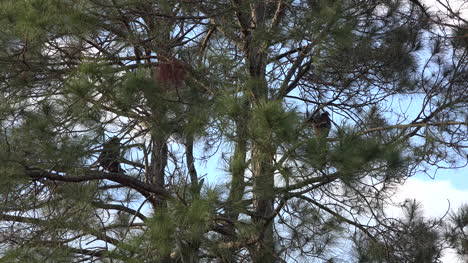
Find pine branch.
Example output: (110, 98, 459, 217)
(276, 173, 340, 193)
(358, 121, 467, 136)
(25, 168, 171, 198)
(269, 0, 287, 32)
(296, 195, 376, 242)
(0, 214, 121, 246)
(91, 201, 148, 222)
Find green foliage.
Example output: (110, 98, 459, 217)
(0, 164, 27, 193)
(215, 91, 248, 124)
(65, 63, 119, 125)
(111, 197, 216, 261)
(5, 111, 90, 171)
(0, 246, 73, 263)
(308, 0, 345, 24)
(119, 70, 154, 111)
(0, 0, 465, 262)
(182, 95, 212, 139)
(355, 200, 442, 263)
(230, 149, 249, 177)
(249, 100, 300, 151)
(301, 139, 327, 170)
(0, 0, 96, 39)
(330, 129, 406, 180)
(445, 204, 468, 257)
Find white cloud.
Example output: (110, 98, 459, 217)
(393, 178, 468, 217)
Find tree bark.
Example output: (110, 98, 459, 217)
(245, 3, 276, 261)
(148, 138, 168, 209)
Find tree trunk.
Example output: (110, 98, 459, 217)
(148, 138, 168, 209)
(221, 100, 249, 262)
(246, 3, 276, 260)
(251, 146, 276, 263)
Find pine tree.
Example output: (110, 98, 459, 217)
(445, 204, 468, 261)
(353, 200, 442, 263)
(0, 0, 466, 262)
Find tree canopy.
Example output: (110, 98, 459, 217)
(0, 0, 466, 262)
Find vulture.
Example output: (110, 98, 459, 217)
(98, 137, 124, 173)
(309, 111, 332, 137)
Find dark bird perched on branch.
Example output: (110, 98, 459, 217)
(309, 111, 332, 137)
(98, 137, 124, 173)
